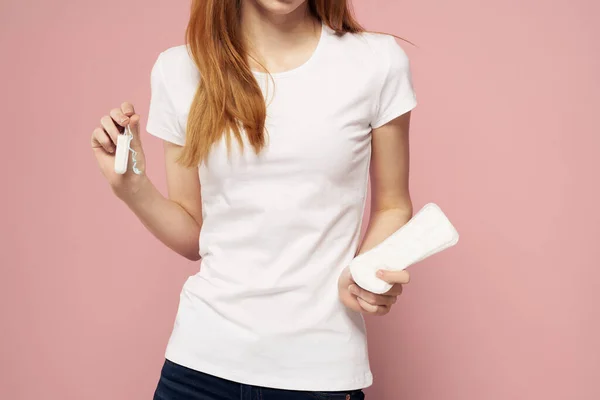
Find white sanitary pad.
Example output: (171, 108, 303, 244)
(349, 203, 459, 294)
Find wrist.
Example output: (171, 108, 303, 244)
(114, 174, 152, 204)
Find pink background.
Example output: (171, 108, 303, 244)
(1, 0, 598, 399)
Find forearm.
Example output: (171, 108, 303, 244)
(355, 206, 413, 257)
(120, 176, 202, 260)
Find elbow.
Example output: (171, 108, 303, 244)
(186, 253, 202, 262)
(178, 241, 201, 261)
(182, 247, 201, 261)
(182, 230, 202, 261)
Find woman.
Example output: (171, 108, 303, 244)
(91, 0, 416, 399)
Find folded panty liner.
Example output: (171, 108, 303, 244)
(349, 203, 459, 294)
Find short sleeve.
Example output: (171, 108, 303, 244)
(370, 35, 417, 129)
(146, 52, 186, 146)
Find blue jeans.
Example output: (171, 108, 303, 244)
(153, 358, 366, 400)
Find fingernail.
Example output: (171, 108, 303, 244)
(120, 117, 129, 125)
(376, 270, 384, 277)
(348, 285, 358, 295)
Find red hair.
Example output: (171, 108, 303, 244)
(181, 1, 378, 166)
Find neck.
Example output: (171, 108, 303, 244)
(239, 1, 319, 67)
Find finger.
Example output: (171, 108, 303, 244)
(357, 297, 379, 313)
(110, 108, 130, 128)
(357, 298, 390, 316)
(349, 284, 396, 307)
(100, 115, 121, 145)
(383, 283, 403, 297)
(121, 102, 135, 117)
(344, 296, 364, 314)
(377, 269, 410, 285)
(91, 127, 115, 154)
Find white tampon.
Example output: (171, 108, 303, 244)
(114, 125, 132, 175)
(349, 203, 459, 294)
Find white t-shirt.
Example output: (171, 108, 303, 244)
(146, 23, 417, 391)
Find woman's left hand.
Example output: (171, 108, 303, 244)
(338, 266, 410, 316)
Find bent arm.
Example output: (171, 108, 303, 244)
(356, 111, 414, 256)
(122, 141, 203, 261)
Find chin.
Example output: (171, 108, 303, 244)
(253, 0, 308, 15)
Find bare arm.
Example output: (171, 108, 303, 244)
(356, 111, 414, 257)
(121, 141, 203, 261)
(339, 111, 413, 315)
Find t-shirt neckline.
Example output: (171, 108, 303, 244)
(252, 21, 328, 80)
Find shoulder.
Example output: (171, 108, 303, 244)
(332, 29, 405, 55)
(327, 29, 410, 71)
(361, 32, 410, 69)
(153, 44, 197, 76)
(150, 45, 200, 106)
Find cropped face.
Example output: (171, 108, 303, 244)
(250, 0, 308, 15)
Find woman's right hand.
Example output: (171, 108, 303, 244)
(91, 102, 147, 200)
